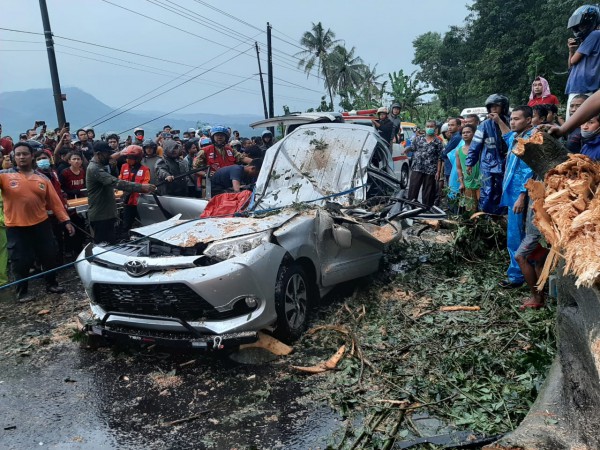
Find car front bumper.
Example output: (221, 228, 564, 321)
(75, 242, 287, 336)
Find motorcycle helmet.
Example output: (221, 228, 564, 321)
(485, 94, 510, 116)
(568, 5, 600, 41)
(210, 125, 230, 141)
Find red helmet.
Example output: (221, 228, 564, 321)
(123, 145, 143, 159)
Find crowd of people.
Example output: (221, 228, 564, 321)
(399, 4, 600, 311)
(0, 122, 271, 302)
(0, 5, 598, 307)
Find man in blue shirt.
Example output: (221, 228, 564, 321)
(499, 106, 535, 289)
(211, 160, 262, 196)
(565, 5, 600, 118)
(466, 94, 510, 214)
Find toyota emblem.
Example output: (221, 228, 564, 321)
(124, 260, 150, 277)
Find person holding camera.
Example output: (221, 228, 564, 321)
(565, 5, 600, 118)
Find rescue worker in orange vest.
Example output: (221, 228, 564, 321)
(118, 145, 150, 230)
(192, 125, 251, 194)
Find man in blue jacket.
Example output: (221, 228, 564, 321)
(499, 106, 535, 289)
(466, 94, 510, 214)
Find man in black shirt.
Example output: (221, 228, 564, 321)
(371, 107, 394, 145)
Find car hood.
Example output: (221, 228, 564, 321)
(131, 212, 298, 247)
(252, 123, 381, 211)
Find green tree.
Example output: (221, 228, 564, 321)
(411, 0, 580, 113)
(337, 65, 385, 111)
(412, 27, 470, 110)
(387, 70, 433, 121)
(296, 22, 340, 110)
(326, 45, 365, 96)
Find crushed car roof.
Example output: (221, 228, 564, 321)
(253, 123, 384, 210)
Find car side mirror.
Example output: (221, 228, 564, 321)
(332, 224, 352, 248)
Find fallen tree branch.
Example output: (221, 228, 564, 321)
(439, 305, 481, 312)
(161, 409, 210, 427)
(291, 345, 346, 374)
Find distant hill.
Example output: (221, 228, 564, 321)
(0, 87, 263, 138)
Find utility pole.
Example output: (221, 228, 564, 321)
(267, 22, 274, 121)
(39, 0, 66, 127)
(255, 42, 269, 120)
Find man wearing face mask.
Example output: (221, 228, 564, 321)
(466, 94, 511, 214)
(156, 140, 189, 196)
(132, 127, 145, 147)
(86, 141, 156, 244)
(407, 120, 445, 207)
(579, 113, 600, 159)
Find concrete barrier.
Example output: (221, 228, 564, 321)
(485, 264, 600, 450)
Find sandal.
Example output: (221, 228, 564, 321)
(498, 279, 523, 289)
(519, 298, 545, 310)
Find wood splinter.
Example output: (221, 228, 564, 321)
(439, 306, 481, 312)
(292, 344, 346, 374)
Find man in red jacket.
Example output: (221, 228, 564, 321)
(119, 145, 150, 230)
(191, 126, 251, 196)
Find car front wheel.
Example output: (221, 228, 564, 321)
(400, 164, 410, 189)
(274, 263, 311, 342)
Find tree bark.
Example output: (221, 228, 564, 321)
(513, 131, 569, 178)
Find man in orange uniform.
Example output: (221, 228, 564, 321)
(0, 141, 75, 302)
(118, 145, 150, 231)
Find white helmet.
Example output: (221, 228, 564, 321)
(377, 107, 388, 114)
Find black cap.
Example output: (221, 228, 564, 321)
(93, 141, 113, 153)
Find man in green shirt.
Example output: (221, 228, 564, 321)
(86, 141, 156, 244)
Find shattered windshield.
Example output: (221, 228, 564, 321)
(253, 124, 387, 210)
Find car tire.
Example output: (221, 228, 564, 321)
(274, 263, 311, 342)
(400, 164, 409, 189)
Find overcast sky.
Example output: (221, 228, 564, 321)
(1, 0, 471, 119)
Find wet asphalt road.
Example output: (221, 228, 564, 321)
(0, 277, 345, 450)
(1, 347, 343, 449)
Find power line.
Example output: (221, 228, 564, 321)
(141, 0, 317, 76)
(158, 0, 321, 79)
(0, 27, 43, 36)
(270, 27, 307, 52)
(0, 25, 321, 117)
(118, 75, 256, 134)
(99, 0, 254, 57)
(272, 75, 322, 94)
(56, 47, 315, 101)
(89, 45, 254, 127)
(0, 38, 43, 43)
(148, 0, 257, 44)
(192, 0, 263, 33)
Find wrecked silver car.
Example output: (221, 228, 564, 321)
(76, 123, 439, 349)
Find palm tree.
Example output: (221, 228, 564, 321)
(358, 64, 385, 106)
(296, 22, 339, 109)
(326, 45, 366, 97)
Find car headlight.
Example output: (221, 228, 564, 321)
(204, 231, 271, 261)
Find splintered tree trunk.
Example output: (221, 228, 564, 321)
(513, 131, 569, 178)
